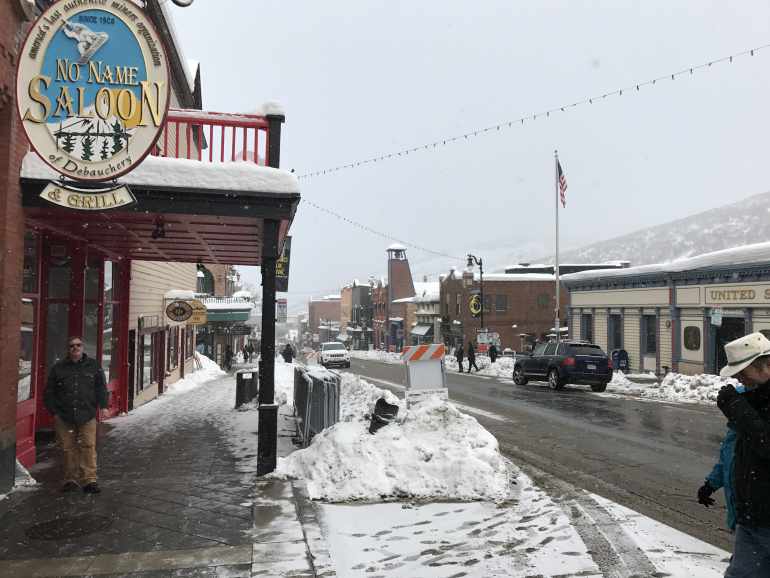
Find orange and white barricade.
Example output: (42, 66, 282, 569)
(400, 344, 448, 406)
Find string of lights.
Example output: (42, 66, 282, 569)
(297, 42, 770, 259)
(300, 197, 462, 260)
(297, 43, 770, 181)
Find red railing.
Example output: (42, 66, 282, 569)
(153, 109, 271, 165)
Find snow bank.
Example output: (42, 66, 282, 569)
(339, 373, 402, 421)
(351, 349, 516, 379)
(606, 372, 739, 404)
(164, 353, 226, 397)
(275, 376, 511, 502)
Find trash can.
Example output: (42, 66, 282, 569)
(369, 397, 399, 434)
(611, 349, 629, 372)
(235, 369, 258, 408)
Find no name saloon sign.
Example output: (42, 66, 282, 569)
(17, 0, 170, 183)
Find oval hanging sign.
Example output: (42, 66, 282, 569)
(166, 300, 193, 323)
(468, 294, 481, 318)
(16, 1, 170, 182)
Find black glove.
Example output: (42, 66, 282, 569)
(697, 481, 716, 507)
(717, 385, 740, 415)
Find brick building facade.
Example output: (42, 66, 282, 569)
(440, 269, 568, 352)
(0, 0, 34, 492)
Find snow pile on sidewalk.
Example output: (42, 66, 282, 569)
(606, 371, 738, 404)
(339, 373, 401, 421)
(350, 349, 401, 363)
(445, 354, 515, 378)
(163, 353, 226, 397)
(275, 376, 512, 502)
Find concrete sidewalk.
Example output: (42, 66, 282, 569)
(0, 372, 333, 577)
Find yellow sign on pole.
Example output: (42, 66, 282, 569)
(187, 299, 207, 325)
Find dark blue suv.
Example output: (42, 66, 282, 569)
(512, 341, 612, 392)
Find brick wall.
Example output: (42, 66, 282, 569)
(340, 286, 352, 330)
(0, 1, 32, 492)
(308, 299, 340, 333)
(440, 274, 569, 350)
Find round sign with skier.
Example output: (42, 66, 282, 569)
(468, 294, 482, 318)
(17, 1, 170, 182)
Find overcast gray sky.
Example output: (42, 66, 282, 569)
(169, 1, 770, 310)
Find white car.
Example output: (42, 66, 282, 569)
(320, 342, 350, 368)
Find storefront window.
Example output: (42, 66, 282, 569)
(684, 326, 701, 351)
(608, 314, 622, 351)
(167, 327, 178, 371)
(46, 302, 69, 371)
(102, 304, 120, 382)
(22, 233, 39, 294)
(186, 326, 194, 359)
(47, 251, 71, 299)
(18, 299, 35, 402)
(83, 303, 99, 359)
(142, 335, 152, 389)
(581, 314, 593, 343)
(85, 260, 100, 301)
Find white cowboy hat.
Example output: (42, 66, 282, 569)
(720, 332, 770, 377)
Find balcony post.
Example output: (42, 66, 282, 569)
(266, 114, 284, 168)
(257, 218, 279, 475)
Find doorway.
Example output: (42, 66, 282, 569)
(714, 316, 748, 375)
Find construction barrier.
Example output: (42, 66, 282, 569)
(293, 365, 340, 447)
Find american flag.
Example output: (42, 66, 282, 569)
(557, 161, 568, 208)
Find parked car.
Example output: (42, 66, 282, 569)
(512, 341, 612, 392)
(320, 342, 351, 368)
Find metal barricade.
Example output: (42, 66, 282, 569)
(293, 365, 340, 447)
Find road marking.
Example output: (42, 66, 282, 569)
(356, 375, 507, 422)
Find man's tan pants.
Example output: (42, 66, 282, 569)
(54, 416, 97, 485)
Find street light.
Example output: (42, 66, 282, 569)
(467, 253, 484, 332)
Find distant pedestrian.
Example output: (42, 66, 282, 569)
(224, 345, 233, 371)
(281, 343, 294, 363)
(489, 344, 498, 364)
(241, 345, 248, 365)
(455, 343, 465, 373)
(247, 343, 255, 363)
(44, 336, 109, 494)
(467, 341, 479, 373)
(716, 332, 770, 576)
(697, 424, 737, 532)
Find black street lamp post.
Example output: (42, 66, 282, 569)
(467, 254, 484, 332)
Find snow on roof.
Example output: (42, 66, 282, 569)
(389, 317, 404, 322)
(164, 289, 195, 300)
(387, 243, 406, 251)
(200, 298, 252, 311)
(413, 281, 440, 302)
(185, 59, 199, 93)
(21, 152, 300, 195)
(232, 290, 252, 299)
(252, 101, 286, 117)
(476, 273, 555, 282)
(562, 241, 770, 283)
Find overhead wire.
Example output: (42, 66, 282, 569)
(296, 42, 770, 258)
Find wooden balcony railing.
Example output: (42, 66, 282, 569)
(153, 109, 272, 165)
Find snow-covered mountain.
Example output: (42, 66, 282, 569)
(537, 191, 770, 268)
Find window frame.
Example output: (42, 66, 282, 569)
(495, 294, 507, 313)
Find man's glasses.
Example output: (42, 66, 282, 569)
(68, 343, 83, 349)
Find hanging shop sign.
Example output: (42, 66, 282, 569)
(276, 298, 288, 323)
(468, 294, 481, 318)
(275, 236, 292, 292)
(39, 181, 135, 210)
(187, 299, 207, 325)
(166, 300, 193, 323)
(17, 1, 170, 183)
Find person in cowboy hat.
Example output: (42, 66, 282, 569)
(716, 332, 770, 577)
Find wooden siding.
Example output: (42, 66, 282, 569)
(624, 312, 641, 372)
(594, 311, 608, 352)
(129, 262, 197, 328)
(659, 312, 672, 371)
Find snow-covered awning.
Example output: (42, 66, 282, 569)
(411, 324, 433, 337)
(22, 152, 299, 195)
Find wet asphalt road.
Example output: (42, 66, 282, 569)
(341, 357, 733, 552)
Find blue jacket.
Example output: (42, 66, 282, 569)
(705, 426, 737, 531)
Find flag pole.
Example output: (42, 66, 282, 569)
(554, 150, 560, 344)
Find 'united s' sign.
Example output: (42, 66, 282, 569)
(17, 1, 170, 182)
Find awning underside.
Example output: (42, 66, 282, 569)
(24, 207, 266, 266)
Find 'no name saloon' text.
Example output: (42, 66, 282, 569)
(17, 1, 169, 183)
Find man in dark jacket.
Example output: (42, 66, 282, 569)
(455, 342, 465, 373)
(489, 344, 498, 364)
(467, 341, 479, 373)
(716, 332, 770, 576)
(44, 336, 108, 493)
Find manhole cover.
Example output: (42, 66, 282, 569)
(26, 514, 113, 540)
